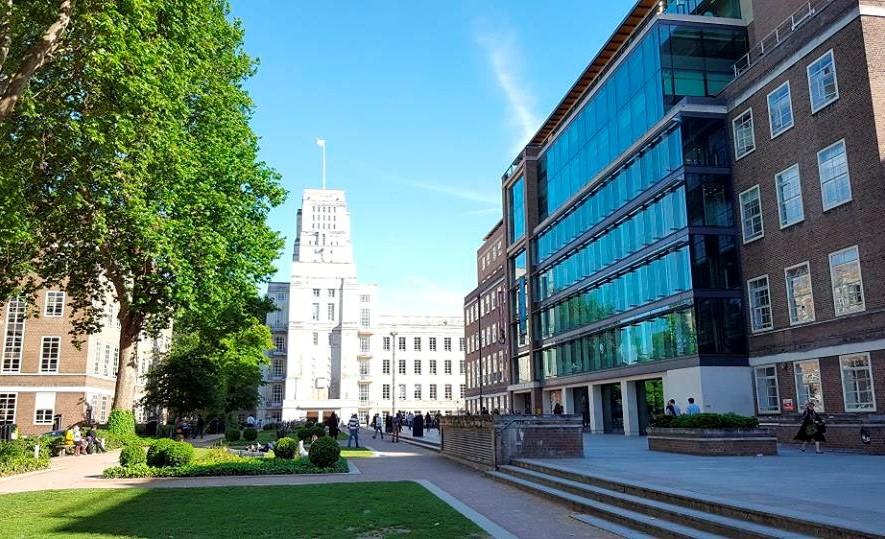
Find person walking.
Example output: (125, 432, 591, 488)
(346, 414, 360, 448)
(424, 412, 432, 432)
(196, 415, 205, 439)
(795, 401, 826, 453)
(372, 413, 384, 440)
(392, 413, 401, 443)
(326, 412, 340, 440)
(685, 398, 701, 416)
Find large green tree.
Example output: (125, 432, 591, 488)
(0, 1, 285, 411)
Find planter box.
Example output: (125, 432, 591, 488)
(647, 427, 778, 456)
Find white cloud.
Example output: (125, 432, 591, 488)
(476, 28, 539, 151)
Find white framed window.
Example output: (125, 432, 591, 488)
(272, 358, 284, 378)
(460, 360, 466, 375)
(0, 392, 16, 424)
(359, 360, 370, 377)
(429, 337, 437, 352)
(754, 366, 780, 413)
(794, 360, 824, 410)
(747, 275, 773, 332)
(829, 246, 864, 316)
(444, 384, 453, 400)
(413, 359, 421, 374)
(360, 308, 371, 328)
(807, 49, 839, 113)
(2, 297, 26, 373)
(33, 392, 55, 425)
(382, 336, 391, 351)
(271, 384, 283, 405)
(732, 108, 755, 160)
(312, 288, 320, 298)
(398, 359, 406, 375)
(739, 185, 764, 243)
(444, 360, 452, 374)
(398, 384, 406, 400)
(444, 337, 452, 351)
(785, 262, 815, 325)
(359, 384, 369, 403)
(767, 81, 794, 138)
(327, 303, 335, 321)
(382, 359, 390, 374)
(327, 289, 336, 298)
(40, 336, 61, 373)
(382, 384, 390, 400)
(429, 384, 437, 400)
(273, 335, 286, 353)
(817, 139, 851, 211)
(429, 359, 437, 374)
(360, 294, 370, 303)
(311, 303, 320, 321)
(414, 337, 421, 351)
(44, 291, 65, 317)
(359, 335, 370, 354)
(841, 354, 876, 412)
(413, 384, 422, 400)
(398, 337, 406, 351)
(459, 338, 465, 352)
(774, 164, 804, 228)
(312, 332, 319, 345)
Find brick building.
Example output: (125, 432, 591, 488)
(0, 290, 168, 436)
(463, 220, 511, 413)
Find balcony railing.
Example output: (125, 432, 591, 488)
(732, 0, 835, 77)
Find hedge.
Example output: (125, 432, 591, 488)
(107, 410, 136, 436)
(146, 439, 194, 467)
(652, 413, 759, 429)
(225, 429, 242, 442)
(242, 427, 258, 442)
(120, 445, 147, 466)
(308, 436, 341, 468)
(0, 438, 51, 477)
(103, 457, 348, 478)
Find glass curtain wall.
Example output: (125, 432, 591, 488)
(508, 176, 526, 244)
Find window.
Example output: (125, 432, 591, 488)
(359, 335, 370, 353)
(359, 384, 369, 403)
(382, 336, 391, 351)
(807, 50, 839, 113)
(360, 308, 371, 328)
(312, 288, 320, 298)
(40, 337, 61, 373)
(44, 291, 65, 317)
(775, 165, 803, 228)
(460, 384, 466, 398)
(444, 360, 452, 374)
(459, 338, 465, 352)
(413, 337, 421, 351)
(327, 303, 335, 321)
(103, 344, 111, 376)
(429, 359, 437, 374)
(429, 337, 437, 352)
(382, 359, 390, 374)
(312, 332, 319, 345)
(413, 360, 421, 374)
(311, 303, 319, 321)
(747, 276, 773, 332)
(382, 384, 390, 400)
(359, 361, 370, 377)
(273, 335, 286, 353)
(444, 337, 452, 351)
(272, 358, 284, 377)
(732, 109, 755, 159)
(398, 359, 406, 374)
(0, 393, 15, 424)
(2, 298, 26, 373)
(794, 360, 824, 410)
(328, 333, 333, 345)
(327, 289, 336, 298)
(460, 360, 465, 375)
(817, 140, 851, 210)
(444, 384, 453, 400)
(398, 384, 406, 400)
(767, 81, 794, 138)
(754, 366, 779, 413)
(829, 246, 864, 316)
(271, 384, 283, 404)
(414, 384, 422, 400)
(784, 263, 815, 325)
(360, 294, 370, 303)
(739, 186, 764, 243)
(841, 354, 876, 412)
(429, 384, 437, 400)
(398, 337, 406, 351)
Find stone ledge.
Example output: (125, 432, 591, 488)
(647, 427, 778, 456)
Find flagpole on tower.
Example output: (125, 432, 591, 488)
(316, 138, 327, 189)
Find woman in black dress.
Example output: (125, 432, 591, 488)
(794, 400, 826, 453)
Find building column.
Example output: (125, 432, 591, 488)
(621, 380, 640, 436)
(318, 409, 324, 423)
(564, 387, 575, 415)
(589, 384, 604, 434)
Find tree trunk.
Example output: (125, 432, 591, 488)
(111, 307, 143, 411)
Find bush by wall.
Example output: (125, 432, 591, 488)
(146, 439, 194, 468)
(120, 445, 147, 466)
(225, 429, 242, 442)
(274, 437, 297, 459)
(0, 438, 50, 477)
(107, 410, 136, 436)
(242, 427, 258, 442)
(652, 413, 759, 429)
(308, 436, 340, 468)
(102, 457, 348, 478)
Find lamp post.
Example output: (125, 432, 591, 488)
(390, 330, 398, 418)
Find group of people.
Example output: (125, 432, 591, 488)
(320, 412, 363, 448)
(367, 411, 441, 443)
(664, 397, 702, 417)
(63, 425, 107, 456)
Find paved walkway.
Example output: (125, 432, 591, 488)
(0, 431, 614, 539)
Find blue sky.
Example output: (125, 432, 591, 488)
(229, 1, 630, 315)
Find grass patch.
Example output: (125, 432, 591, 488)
(0, 483, 487, 538)
(341, 447, 375, 458)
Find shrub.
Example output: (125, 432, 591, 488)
(294, 427, 312, 441)
(157, 424, 176, 439)
(274, 437, 297, 459)
(653, 413, 759, 430)
(120, 445, 147, 466)
(107, 410, 136, 436)
(243, 427, 258, 442)
(0, 438, 50, 476)
(311, 425, 327, 439)
(225, 429, 242, 442)
(195, 447, 241, 464)
(102, 457, 348, 478)
(262, 422, 278, 431)
(308, 436, 340, 468)
(146, 439, 194, 467)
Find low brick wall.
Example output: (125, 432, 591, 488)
(440, 415, 584, 469)
(761, 417, 885, 454)
(647, 427, 778, 456)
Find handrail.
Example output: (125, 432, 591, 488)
(732, 0, 835, 77)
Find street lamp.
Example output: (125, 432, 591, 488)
(390, 330, 398, 419)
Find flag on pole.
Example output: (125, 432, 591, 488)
(316, 138, 326, 147)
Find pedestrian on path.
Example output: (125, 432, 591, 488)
(392, 413, 401, 443)
(196, 415, 205, 439)
(372, 413, 384, 440)
(685, 398, 701, 416)
(326, 412, 340, 440)
(795, 401, 826, 453)
(347, 414, 360, 448)
(424, 412, 432, 432)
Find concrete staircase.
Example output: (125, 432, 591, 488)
(486, 459, 883, 539)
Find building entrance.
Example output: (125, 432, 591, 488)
(512, 392, 531, 414)
(601, 383, 624, 433)
(570, 387, 590, 428)
(636, 378, 665, 435)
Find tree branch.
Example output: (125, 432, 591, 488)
(0, 0, 72, 122)
(0, 0, 12, 76)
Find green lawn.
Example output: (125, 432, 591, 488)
(340, 447, 374, 458)
(0, 483, 486, 538)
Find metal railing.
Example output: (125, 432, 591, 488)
(733, 0, 835, 77)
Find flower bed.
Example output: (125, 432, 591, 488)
(103, 457, 348, 478)
(647, 413, 777, 456)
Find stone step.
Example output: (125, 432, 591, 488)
(499, 465, 806, 539)
(487, 470, 728, 539)
(397, 436, 441, 452)
(511, 459, 882, 539)
(569, 513, 659, 539)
